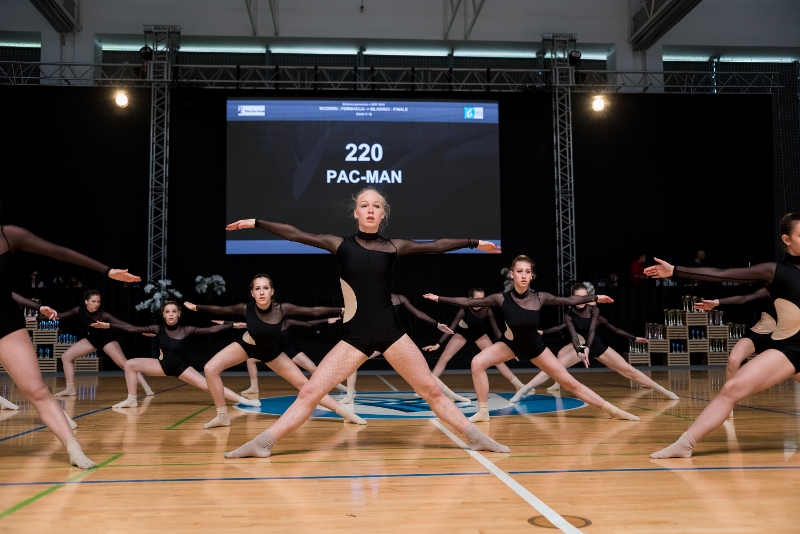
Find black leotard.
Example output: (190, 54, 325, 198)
(252, 220, 478, 356)
(439, 307, 502, 344)
(437, 289, 597, 360)
(197, 301, 342, 362)
(0, 225, 109, 341)
(102, 321, 234, 377)
(715, 288, 775, 354)
(564, 306, 636, 359)
(671, 256, 800, 372)
(272, 317, 332, 359)
(59, 305, 123, 350)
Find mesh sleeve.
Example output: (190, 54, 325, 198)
(107, 322, 158, 335)
(398, 295, 438, 326)
(540, 323, 567, 335)
(437, 294, 504, 309)
(4, 225, 109, 273)
(598, 316, 637, 340)
(281, 303, 342, 317)
(583, 307, 601, 349)
(716, 287, 771, 306)
(284, 317, 331, 328)
(393, 238, 474, 256)
(184, 323, 234, 336)
(195, 303, 247, 316)
(255, 220, 343, 254)
(11, 292, 42, 311)
(438, 309, 465, 345)
(564, 314, 584, 353)
(57, 307, 80, 321)
(540, 293, 597, 307)
(673, 263, 776, 284)
(486, 309, 502, 339)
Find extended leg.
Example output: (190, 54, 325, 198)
(241, 358, 260, 394)
(431, 335, 467, 377)
(203, 343, 250, 428)
(53, 338, 95, 397)
(113, 358, 165, 408)
(597, 348, 679, 400)
(510, 346, 581, 402)
(104, 341, 153, 396)
(292, 352, 347, 393)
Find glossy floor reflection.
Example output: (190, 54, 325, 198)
(0, 369, 797, 532)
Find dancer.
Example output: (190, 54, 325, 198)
(0, 224, 139, 468)
(648, 212, 800, 459)
(509, 283, 678, 402)
(222, 186, 509, 458)
(241, 316, 345, 395)
(423, 287, 526, 399)
(341, 293, 460, 404)
(89, 301, 262, 409)
(53, 290, 153, 398)
(425, 255, 640, 423)
(185, 274, 366, 429)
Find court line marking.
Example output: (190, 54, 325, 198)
(166, 404, 213, 430)
(0, 470, 491, 487)
(509, 465, 800, 475)
(0, 452, 123, 519)
(376, 374, 398, 391)
(0, 384, 188, 443)
(429, 419, 580, 534)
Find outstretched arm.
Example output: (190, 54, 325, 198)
(540, 323, 567, 336)
(12, 292, 58, 320)
(394, 238, 500, 257)
(3, 225, 140, 282)
(486, 309, 503, 340)
(564, 314, 586, 361)
(597, 316, 641, 342)
(644, 258, 776, 284)
(436, 308, 465, 346)
(184, 323, 236, 336)
(397, 294, 438, 326)
(284, 317, 340, 328)
(92, 321, 158, 335)
(695, 287, 771, 310)
(424, 293, 504, 308)
(539, 293, 612, 306)
(56, 306, 80, 321)
(281, 303, 344, 318)
(226, 219, 343, 254)
(187, 303, 247, 316)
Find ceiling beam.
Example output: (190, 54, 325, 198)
(629, 0, 703, 51)
(443, 0, 463, 40)
(244, 0, 257, 36)
(464, 0, 486, 40)
(28, 0, 82, 34)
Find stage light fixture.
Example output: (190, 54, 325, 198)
(139, 45, 153, 61)
(568, 50, 582, 66)
(115, 92, 129, 108)
(591, 96, 605, 112)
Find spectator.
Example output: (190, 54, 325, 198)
(68, 276, 83, 288)
(629, 253, 647, 286)
(30, 271, 44, 288)
(608, 273, 619, 287)
(693, 250, 707, 267)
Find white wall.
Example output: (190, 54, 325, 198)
(2, 0, 799, 69)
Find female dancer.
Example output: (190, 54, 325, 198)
(240, 316, 345, 395)
(425, 255, 640, 423)
(222, 186, 509, 458)
(89, 301, 261, 409)
(185, 274, 365, 429)
(508, 283, 678, 402)
(53, 290, 153, 397)
(341, 293, 459, 404)
(423, 287, 526, 399)
(647, 212, 800, 458)
(0, 224, 139, 468)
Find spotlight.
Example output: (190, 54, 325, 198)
(115, 92, 129, 108)
(568, 50, 581, 66)
(591, 95, 605, 112)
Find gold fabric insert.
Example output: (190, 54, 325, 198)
(340, 279, 357, 323)
(242, 331, 256, 345)
(771, 299, 800, 340)
(458, 319, 469, 329)
(751, 312, 777, 335)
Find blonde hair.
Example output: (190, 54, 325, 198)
(510, 255, 537, 280)
(350, 187, 390, 231)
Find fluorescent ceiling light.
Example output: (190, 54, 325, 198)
(453, 50, 536, 58)
(365, 48, 450, 56)
(719, 56, 796, 63)
(100, 44, 143, 51)
(269, 47, 358, 55)
(179, 45, 267, 54)
(0, 41, 41, 48)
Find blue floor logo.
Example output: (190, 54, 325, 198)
(235, 391, 587, 419)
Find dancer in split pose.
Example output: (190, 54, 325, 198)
(53, 290, 153, 398)
(241, 317, 345, 395)
(341, 293, 460, 404)
(0, 224, 139, 468)
(185, 275, 365, 429)
(509, 283, 677, 401)
(648, 212, 800, 459)
(223, 186, 510, 458)
(90, 301, 261, 409)
(425, 255, 640, 423)
(423, 287, 526, 401)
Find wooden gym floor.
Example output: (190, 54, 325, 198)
(0, 369, 797, 533)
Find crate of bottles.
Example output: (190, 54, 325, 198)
(667, 326, 688, 339)
(647, 340, 670, 353)
(707, 326, 729, 339)
(625, 352, 651, 366)
(53, 334, 79, 358)
(704, 352, 729, 365)
(683, 311, 708, 326)
(667, 352, 691, 366)
(688, 339, 709, 352)
(74, 354, 101, 372)
(33, 331, 58, 344)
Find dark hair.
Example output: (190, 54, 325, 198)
(83, 289, 101, 301)
(780, 213, 800, 245)
(571, 283, 588, 294)
(349, 187, 391, 231)
(250, 274, 274, 290)
(509, 255, 537, 279)
(162, 300, 181, 313)
(468, 287, 484, 297)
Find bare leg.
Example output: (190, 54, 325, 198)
(54, 338, 95, 396)
(203, 343, 250, 428)
(431, 335, 467, 376)
(292, 353, 347, 393)
(510, 346, 581, 402)
(597, 348, 679, 399)
(104, 341, 153, 396)
(726, 338, 756, 382)
(652, 350, 798, 458)
(475, 336, 523, 390)
(113, 358, 166, 408)
(241, 358, 260, 394)
(177, 366, 256, 405)
(0, 330, 95, 468)
(342, 371, 357, 404)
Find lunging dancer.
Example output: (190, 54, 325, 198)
(185, 275, 365, 429)
(53, 290, 153, 398)
(89, 301, 261, 409)
(423, 287, 526, 401)
(509, 283, 678, 402)
(241, 317, 345, 395)
(425, 255, 640, 423)
(223, 187, 509, 458)
(648, 212, 800, 458)
(0, 224, 138, 468)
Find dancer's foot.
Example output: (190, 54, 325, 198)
(63, 410, 78, 430)
(469, 403, 490, 422)
(334, 383, 348, 393)
(240, 379, 259, 395)
(510, 376, 525, 391)
(0, 396, 19, 410)
(601, 401, 639, 421)
(650, 432, 696, 459)
(462, 423, 509, 453)
(64, 438, 97, 469)
(546, 382, 561, 392)
(509, 385, 532, 403)
(113, 395, 138, 408)
(143, 386, 155, 397)
(336, 405, 367, 425)
(54, 384, 76, 397)
(224, 430, 275, 459)
(339, 391, 355, 405)
(237, 396, 261, 407)
(204, 408, 230, 428)
(650, 383, 680, 400)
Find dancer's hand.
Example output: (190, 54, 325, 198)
(577, 350, 589, 368)
(91, 321, 110, 329)
(327, 317, 341, 324)
(108, 269, 141, 283)
(538, 330, 543, 335)
(422, 343, 440, 352)
(635, 337, 649, 344)
(226, 219, 256, 231)
(423, 293, 438, 302)
(477, 241, 501, 254)
(183, 301, 197, 311)
(233, 322, 247, 329)
(695, 299, 719, 311)
(39, 306, 58, 320)
(142, 333, 156, 337)
(643, 257, 674, 278)
(437, 323, 454, 335)
(596, 295, 614, 304)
